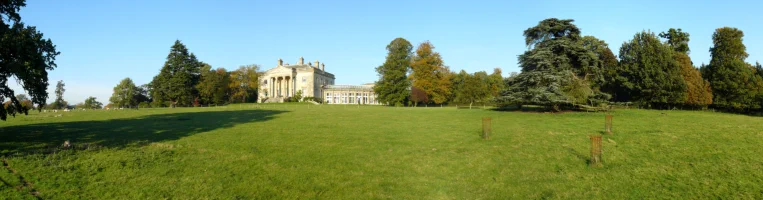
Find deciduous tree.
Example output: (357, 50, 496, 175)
(109, 78, 138, 108)
(229, 65, 259, 103)
(659, 28, 691, 54)
(0, 0, 60, 120)
(52, 80, 66, 109)
(704, 27, 762, 111)
(409, 86, 428, 106)
(83, 96, 103, 109)
(618, 31, 687, 107)
(410, 41, 451, 104)
(454, 71, 489, 109)
(197, 64, 231, 105)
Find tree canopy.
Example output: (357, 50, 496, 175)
(52, 80, 66, 109)
(659, 28, 691, 54)
(0, 0, 60, 120)
(83, 96, 103, 109)
(229, 65, 260, 103)
(109, 78, 139, 108)
(197, 65, 231, 105)
(703, 27, 762, 111)
(617, 31, 687, 107)
(498, 18, 606, 111)
(410, 41, 451, 104)
(374, 38, 413, 106)
(150, 40, 202, 107)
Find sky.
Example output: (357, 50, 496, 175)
(10, 0, 763, 104)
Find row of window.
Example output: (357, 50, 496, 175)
(325, 92, 377, 104)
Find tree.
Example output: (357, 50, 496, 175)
(229, 65, 260, 103)
(618, 31, 687, 108)
(52, 80, 66, 109)
(659, 29, 713, 108)
(499, 70, 580, 111)
(150, 40, 202, 107)
(409, 86, 428, 106)
(498, 18, 604, 111)
(454, 71, 489, 109)
(410, 41, 451, 104)
(374, 38, 413, 106)
(83, 96, 103, 109)
(486, 68, 504, 98)
(197, 64, 231, 105)
(674, 54, 713, 108)
(14, 94, 33, 110)
(0, 0, 60, 120)
(659, 28, 691, 54)
(704, 27, 762, 111)
(581, 36, 618, 91)
(109, 78, 139, 108)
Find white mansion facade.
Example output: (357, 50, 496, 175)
(259, 57, 380, 105)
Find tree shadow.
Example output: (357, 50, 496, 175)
(0, 109, 287, 155)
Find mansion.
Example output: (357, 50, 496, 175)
(259, 57, 380, 105)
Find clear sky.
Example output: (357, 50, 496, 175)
(11, 0, 763, 104)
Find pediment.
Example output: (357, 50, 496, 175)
(264, 66, 294, 75)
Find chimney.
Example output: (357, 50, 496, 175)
(299, 57, 304, 65)
(278, 58, 283, 66)
(321, 63, 325, 71)
(315, 60, 320, 69)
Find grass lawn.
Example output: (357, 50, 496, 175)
(1, 104, 763, 199)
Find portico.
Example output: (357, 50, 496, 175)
(268, 75, 296, 98)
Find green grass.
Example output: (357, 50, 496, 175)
(1, 104, 763, 199)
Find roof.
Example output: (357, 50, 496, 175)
(324, 85, 374, 90)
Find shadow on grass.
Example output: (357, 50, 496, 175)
(566, 147, 590, 165)
(0, 109, 286, 155)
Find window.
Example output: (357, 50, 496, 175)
(302, 77, 306, 83)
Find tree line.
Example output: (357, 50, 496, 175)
(375, 39, 504, 108)
(107, 40, 261, 109)
(374, 18, 763, 113)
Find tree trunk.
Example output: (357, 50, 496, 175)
(470, 101, 473, 109)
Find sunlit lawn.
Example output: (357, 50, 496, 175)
(1, 104, 762, 199)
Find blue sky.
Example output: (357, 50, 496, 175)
(11, 0, 763, 104)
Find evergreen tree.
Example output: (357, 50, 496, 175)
(498, 18, 604, 111)
(374, 38, 413, 106)
(150, 40, 201, 107)
(705, 27, 762, 111)
(618, 31, 687, 107)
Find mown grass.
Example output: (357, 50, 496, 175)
(1, 104, 762, 199)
